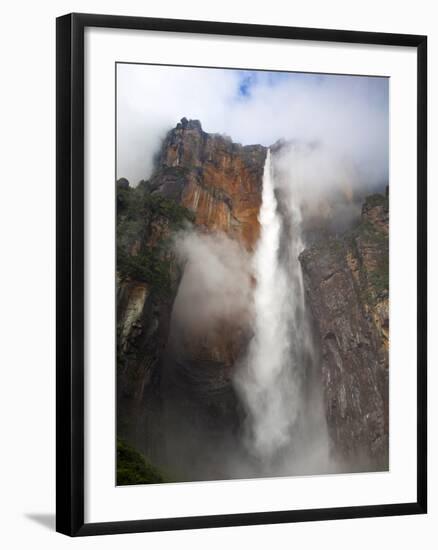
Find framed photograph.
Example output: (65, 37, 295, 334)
(56, 13, 427, 536)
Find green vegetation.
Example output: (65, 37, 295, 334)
(117, 183, 136, 215)
(367, 258, 389, 298)
(364, 192, 389, 210)
(356, 220, 387, 244)
(117, 178, 194, 227)
(116, 180, 194, 294)
(117, 246, 172, 295)
(351, 213, 389, 304)
(143, 193, 195, 227)
(117, 439, 168, 485)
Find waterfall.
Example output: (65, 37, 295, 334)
(235, 149, 331, 473)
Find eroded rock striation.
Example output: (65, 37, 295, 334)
(117, 119, 266, 476)
(117, 118, 389, 479)
(300, 191, 389, 468)
(153, 117, 266, 248)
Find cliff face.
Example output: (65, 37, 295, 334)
(154, 118, 266, 249)
(300, 191, 389, 467)
(116, 178, 191, 446)
(117, 118, 389, 479)
(117, 120, 266, 475)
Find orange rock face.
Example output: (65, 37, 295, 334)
(181, 171, 261, 249)
(158, 118, 266, 250)
(152, 118, 266, 368)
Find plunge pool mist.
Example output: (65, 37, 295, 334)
(234, 149, 334, 476)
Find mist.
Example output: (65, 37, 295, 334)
(165, 152, 343, 479)
(233, 150, 338, 477)
(169, 231, 253, 359)
(273, 141, 371, 237)
(118, 65, 389, 480)
(117, 64, 388, 188)
(234, 151, 297, 458)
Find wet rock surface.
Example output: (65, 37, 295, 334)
(300, 191, 389, 467)
(157, 118, 266, 248)
(117, 119, 389, 478)
(117, 120, 266, 473)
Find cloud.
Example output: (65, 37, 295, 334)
(117, 66, 389, 477)
(117, 64, 239, 184)
(117, 64, 388, 188)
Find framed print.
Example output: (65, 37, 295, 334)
(56, 13, 427, 536)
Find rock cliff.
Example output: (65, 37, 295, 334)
(117, 118, 389, 480)
(117, 119, 266, 477)
(153, 117, 266, 248)
(300, 190, 389, 467)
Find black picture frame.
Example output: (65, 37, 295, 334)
(56, 12, 427, 537)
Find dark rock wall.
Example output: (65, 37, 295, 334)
(300, 191, 389, 468)
(117, 120, 266, 475)
(117, 118, 389, 477)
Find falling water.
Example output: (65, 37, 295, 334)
(235, 149, 331, 473)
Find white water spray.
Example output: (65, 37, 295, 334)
(235, 149, 331, 471)
(235, 150, 298, 458)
